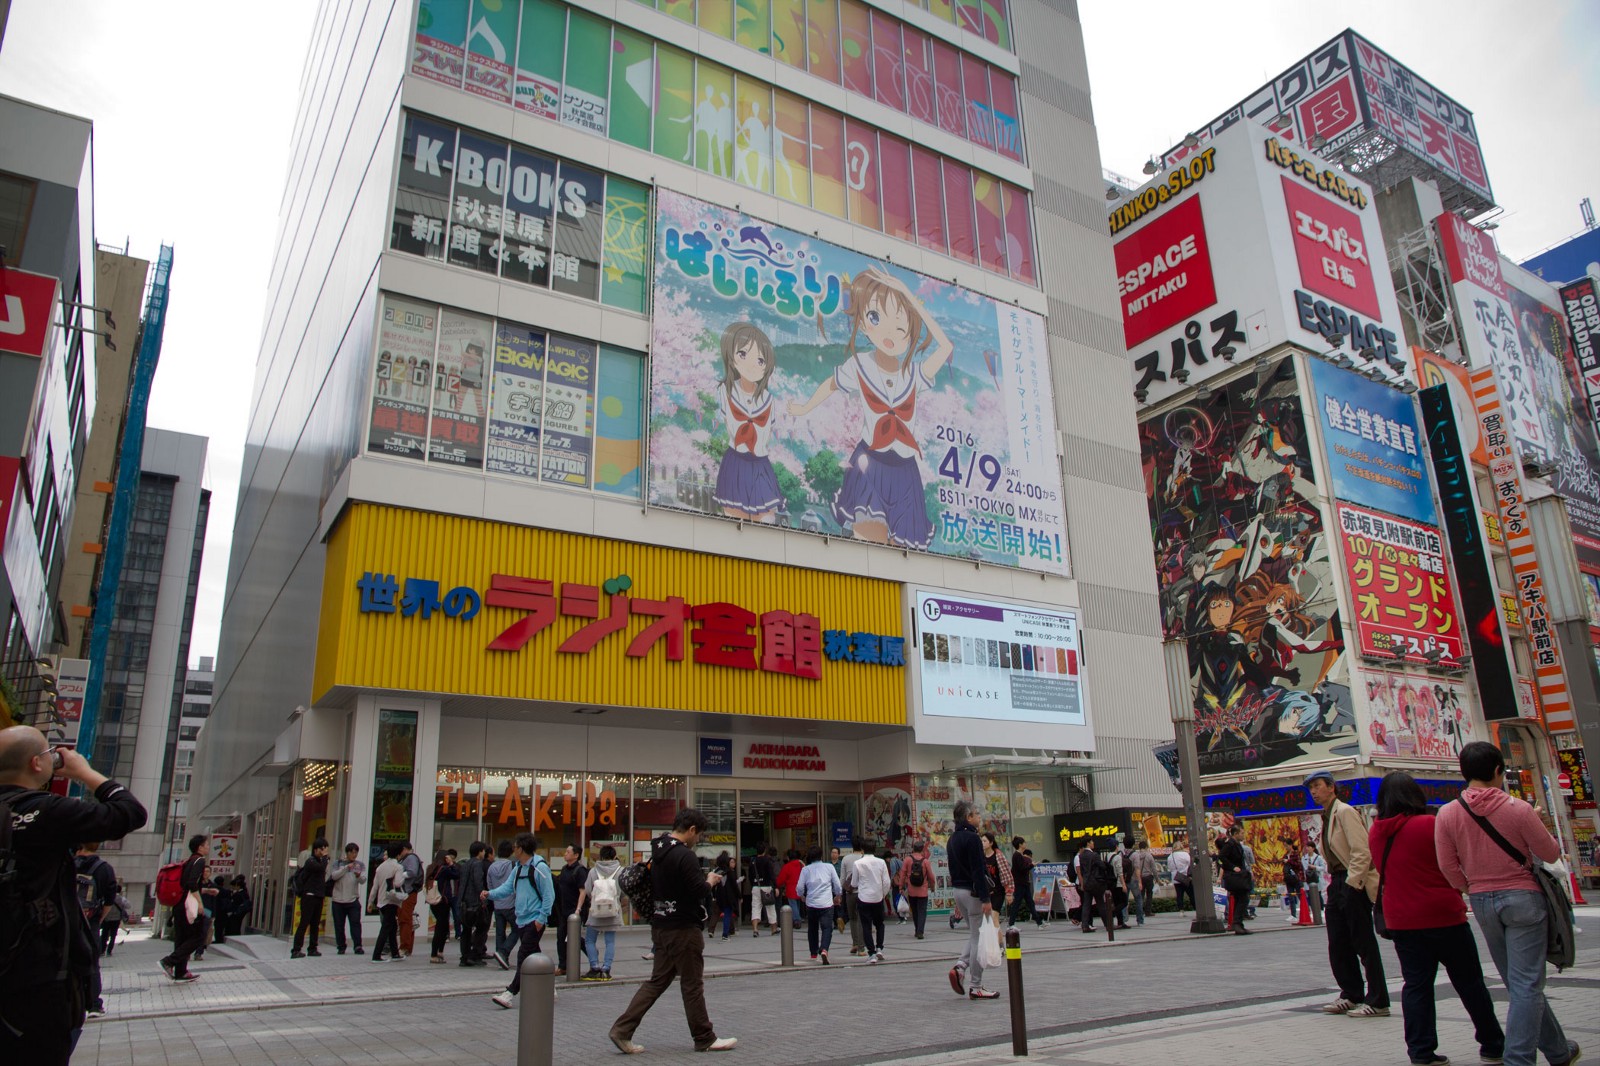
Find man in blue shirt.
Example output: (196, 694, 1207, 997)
(484, 833, 554, 1009)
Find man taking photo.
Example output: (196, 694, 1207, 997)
(0, 725, 147, 1063)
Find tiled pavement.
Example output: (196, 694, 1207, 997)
(77, 905, 1600, 1065)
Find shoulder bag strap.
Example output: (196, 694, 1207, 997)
(1457, 800, 1532, 868)
(1375, 828, 1399, 908)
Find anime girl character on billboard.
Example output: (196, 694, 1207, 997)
(712, 322, 782, 523)
(788, 269, 952, 549)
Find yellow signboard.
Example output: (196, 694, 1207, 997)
(315, 504, 906, 724)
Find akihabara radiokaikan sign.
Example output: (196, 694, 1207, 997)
(1113, 119, 1408, 410)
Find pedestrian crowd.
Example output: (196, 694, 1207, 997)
(2, 727, 1587, 1066)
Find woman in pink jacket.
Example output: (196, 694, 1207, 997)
(895, 839, 934, 939)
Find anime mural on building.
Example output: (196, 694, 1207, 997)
(1359, 668, 1477, 761)
(648, 190, 1066, 574)
(1140, 355, 1356, 774)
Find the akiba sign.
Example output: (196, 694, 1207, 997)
(1118, 120, 1407, 408)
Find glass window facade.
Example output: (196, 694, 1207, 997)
(366, 293, 647, 500)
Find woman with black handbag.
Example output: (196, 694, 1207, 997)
(1218, 825, 1253, 934)
(1370, 772, 1504, 1066)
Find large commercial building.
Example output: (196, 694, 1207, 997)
(196, 0, 1173, 929)
(0, 94, 97, 725)
(90, 428, 211, 908)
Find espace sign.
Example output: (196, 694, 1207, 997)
(1114, 196, 1218, 348)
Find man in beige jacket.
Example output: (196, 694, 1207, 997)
(1305, 769, 1389, 1018)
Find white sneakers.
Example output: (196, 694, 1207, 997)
(699, 1037, 738, 1052)
(491, 991, 514, 1009)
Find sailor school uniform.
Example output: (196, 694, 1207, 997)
(830, 353, 934, 549)
(713, 381, 782, 516)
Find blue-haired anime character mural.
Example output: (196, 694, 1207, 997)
(1140, 355, 1356, 774)
(648, 190, 1068, 574)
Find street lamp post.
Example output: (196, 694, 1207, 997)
(1162, 637, 1228, 934)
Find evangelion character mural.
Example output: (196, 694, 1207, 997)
(1140, 355, 1357, 774)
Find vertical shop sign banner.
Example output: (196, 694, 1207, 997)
(648, 190, 1066, 573)
(0, 266, 62, 359)
(465, 0, 519, 104)
(1281, 176, 1381, 320)
(1440, 214, 1600, 567)
(1471, 367, 1574, 732)
(1139, 355, 1355, 774)
(1335, 502, 1463, 664)
(538, 335, 597, 486)
(1555, 747, 1593, 810)
(486, 323, 544, 478)
(370, 709, 419, 849)
(1308, 359, 1434, 524)
(1560, 277, 1600, 428)
(208, 834, 239, 879)
(428, 311, 490, 468)
(369, 297, 436, 460)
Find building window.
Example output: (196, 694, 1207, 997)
(0, 171, 36, 262)
(366, 294, 645, 499)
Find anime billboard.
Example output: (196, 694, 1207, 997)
(1141, 354, 1356, 774)
(1358, 667, 1479, 762)
(648, 190, 1066, 574)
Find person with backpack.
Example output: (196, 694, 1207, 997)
(1076, 839, 1116, 935)
(748, 845, 779, 936)
(103, 883, 132, 957)
(456, 841, 491, 967)
(395, 841, 424, 959)
(486, 832, 554, 1009)
(290, 837, 331, 958)
(1371, 771, 1505, 1066)
(486, 839, 517, 968)
(896, 838, 933, 938)
(424, 849, 455, 964)
(609, 809, 737, 1054)
(73, 842, 117, 1019)
(1435, 743, 1578, 1066)
(578, 843, 624, 979)
(1169, 840, 1195, 912)
(0, 726, 147, 1063)
(159, 834, 211, 982)
(367, 843, 408, 962)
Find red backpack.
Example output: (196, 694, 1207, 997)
(155, 862, 186, 907)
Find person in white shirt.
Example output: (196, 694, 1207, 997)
(795, 847, 842, 963)
(840, 839, 868, 954)
(1169, 842, 1195, 913)
(852, 845, 894, 963)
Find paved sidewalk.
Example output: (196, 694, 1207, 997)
(95, 906, 1228, 1020)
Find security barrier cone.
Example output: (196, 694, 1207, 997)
(1571, 871, 1588, 906)
(1298, 888, 1312, 925)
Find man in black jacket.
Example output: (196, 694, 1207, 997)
(290, 837, 331, 958)
(0, 724, 148, 1064)
(554, 844, 587, 975)
(456, 840, 491, 966)
(946, 799, 997, 1000)
(609, 809, 737, 1054)
(1077, 839, 1115, 935)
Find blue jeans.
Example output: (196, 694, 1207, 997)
(494, 910, 516, 958)
(1470, 891, 1570, 1066)
(584, 925, 615, 971)
(1129, 886, 1145, 925)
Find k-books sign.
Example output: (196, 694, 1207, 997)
(648, 190, 1067, 574)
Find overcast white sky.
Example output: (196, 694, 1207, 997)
(1, 0, 1596, 665)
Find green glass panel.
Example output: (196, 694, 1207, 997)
(601, 177, 650, 313)
(661, 0, 695, 22)
(514, 0, 565, 118)
(654, 45, 696, 166)
(735, 0, 771, 53)
(561, 10, 611, 136)
(609, 29, 654, 150)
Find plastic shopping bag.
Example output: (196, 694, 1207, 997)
(896, 897, 910, 919)
(977, 913, 1004, 969)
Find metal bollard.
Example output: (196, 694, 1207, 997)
(1004, 927, 1027, 1057)
(778, 906, 794, 967)
(516, 952, 555, 1066)
(565, 913, 583, 982)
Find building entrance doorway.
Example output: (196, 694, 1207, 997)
(738, 790, 819, 861)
